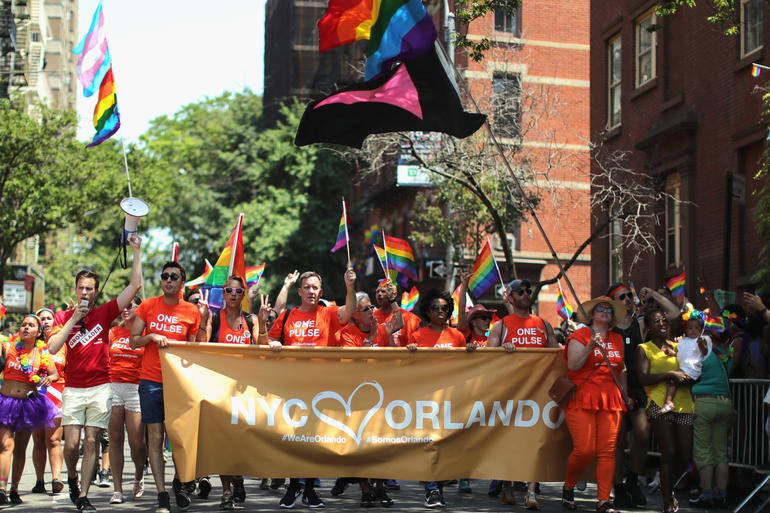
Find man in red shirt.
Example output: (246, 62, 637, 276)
(373, 279, 421, 347)
(267, 267, 356, 509)
(487, 278, 558, 509)
(130, 261, 206, 513)
(47, 235, 143, 513)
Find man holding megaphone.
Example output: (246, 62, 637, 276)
(47, 234, 143, 513)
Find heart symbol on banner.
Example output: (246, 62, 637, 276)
(311, 381, 383, 445)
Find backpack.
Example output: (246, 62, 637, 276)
(278, 307, 295, 345)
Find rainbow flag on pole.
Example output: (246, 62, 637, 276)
(374, 245, 407, 287)
(666, 271, 686, 297)
(468, 239, 500, 298)
(185, 260, 213, 290)
(752, 63, 761, 77)
(383, 235, 418, 281)
(401, 286, 419, 311)
(331, 199, 349, 253)
(245, 264, 265, 288)
(556, 281, 574, 321)
(86, 67, 120, 147)
(204, 214, 246, 312)
(451, 283, 473, 322)
(704, 315, 726, 333)
(72, 0, 112, 97)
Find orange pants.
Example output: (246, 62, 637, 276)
(564, 408, 622, 501)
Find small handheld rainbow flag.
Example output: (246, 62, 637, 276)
(556, 281, 574, 321)
(331, 199, 349, 254)
(666, 270, 686, 297)
(185, 259, 213, 290)
(451, 283, 473, 322)
(383, 234, 418, 281)
(752, 63, 762, 77)
(468, 238, 500, 298)
(401, 286, 420, 311)
(245, 264, 265, 288)
(704, 315, 726, 333)
(374, 245, 407, 288)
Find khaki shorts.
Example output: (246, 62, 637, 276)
(62, 383, 112, 429)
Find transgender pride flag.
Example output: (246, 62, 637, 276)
(73, 1, 112, 97)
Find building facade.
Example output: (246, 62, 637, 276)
(590, 1, 767, 300)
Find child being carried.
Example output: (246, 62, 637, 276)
(660, 310, 712, 413)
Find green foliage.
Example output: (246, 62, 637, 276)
(141, 90, 353, 301)
(454, 0, 521, 61)
(655, 1, 740, 34)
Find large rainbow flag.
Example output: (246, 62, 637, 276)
(556, 281, 574, 321)
(87, 67, 120, 147)
(468, 239, 500, 298)
(383, 235, 418, 281)
(72, 0, 111, 97)
(204, 214, 246, 312)
(666, 271, 686, 297)
(401, 286, 419, 311)
(245, 264, 265, 288)
(185, 260, 213, 290)
(318, 0, 437, 80)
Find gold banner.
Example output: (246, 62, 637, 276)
(161, 344, 573, 482)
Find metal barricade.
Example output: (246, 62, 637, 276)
(729, 379, 770, 470)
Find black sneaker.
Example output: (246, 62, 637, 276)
(31, 480, 46, 493)
(303, 487, 326, 509)
(425, 489, 445, 508)
(330, 478, 348, 496)
(198, 476, 212, 499)
(613, 482, 633, 508)
(375, 488, 394, 507)
(68, 477, 81, 505)
(361, 491, 375, 508)
(8, 490, 22, 505)
(232, 477, 246, 503)
(156, 491, 171, 513)
(0, 489, 7, 505)
(626, 478, 647, 506)
(182, 480, 196, 495)
(279, 482, 302, 508)
(76, 496, 97, 512)
(219, 491, 235, 510)
(688, 494, 713, 508)
(175, 489, 191, 510)
(562, 486, 577, 511)
(172, 477, 182, 494)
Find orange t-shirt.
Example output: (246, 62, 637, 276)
(268, 306, 344, 347)
(564, 326, 626, 411)
(501, 314, 548, 347)
(461, 327, 488, 347)
(48, 344, 66, 386)
(2, 343, 51, 383)
(135, 296, 201, 383)
(373, 307, 421, 347)
(339, 323, 389, 347)
(109, 325, 144, 384)
(213, 310, 253, 344)
(409, 326, 466, 348)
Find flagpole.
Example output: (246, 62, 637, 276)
(120, 136, 133, 198)
(342, 198, 351, 267)
(382, 230, 390, 277)
(488, 236, 507, 291)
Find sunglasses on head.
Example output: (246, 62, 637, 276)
(617, 292, 632, 301)
(224, 287, 244, 295)
(160, 272, 180, 281)
(514, 288, 532, 296)
(430, 303, 451, 312)
(595, 305, 614, 314)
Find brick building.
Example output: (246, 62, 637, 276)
(590, 1, 768, 300)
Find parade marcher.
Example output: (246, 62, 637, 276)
(47, 235, 143, 513)
(267, 268, 357, 509)
(606, 283, 678, 507)
(637, 309, 695, 513)
(561, 296, 628, 513)
(130, 261, 206, 513)
(373, 279, 421, 347)
(487, 278, 557, 508)
(107, 301, 146, 504)
(0, 314, 59, 505)
(456, 272, 496, 350)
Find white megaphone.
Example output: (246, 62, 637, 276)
(120, 197, 150, 244)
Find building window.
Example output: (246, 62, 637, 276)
(494, 7, 520, 36)
(607, 35, 621, 129)
(609, 207, 623, 284)
(741, 0, 763, 57)
(664, 173, 681, 269)
(492, 72, 521, 138)
(635, 11, 657, 88)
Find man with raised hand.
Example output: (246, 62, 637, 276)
(487, 278, 558, 509)
(267, 267, 356, 509)
(129, 261, 206, 513)
(373, 279, 421, 347)
(47, 235, 143, 513)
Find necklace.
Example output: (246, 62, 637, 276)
(14, 339, 51, 385)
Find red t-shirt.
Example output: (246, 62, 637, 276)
(135, 296, 201, 383)
(109, 325, 144, 384)
(339, 323, 389, 347)
(564, 326, 626, 411)
(461, 327, 488, 347)
(213, 310, 252, 344)
(501, 314, 548, 347)
(373, 307, 421, 347)
(268, 306, 344, 347)
(51, 299, 120, 388)
(409, 326, 466, 348)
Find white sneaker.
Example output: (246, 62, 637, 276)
(110, 491, 124, 504)
(133, 477, 144, 498)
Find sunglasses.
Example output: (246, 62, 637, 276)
(617, 292, 632, 301)
(474, 316, 493, 322)
(224, 287, 244, 295)
(359, 305, 376, 312)
(430, 303, 451, 312)
(160, 272, 180, 282)
(188, 297, 200, 304)
(514, 288, 532, 296)
(595, 305, 614, 314)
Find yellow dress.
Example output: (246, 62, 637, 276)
(639, 341, 695, 414)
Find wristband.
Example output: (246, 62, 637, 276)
(259, 331, 268, 337)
